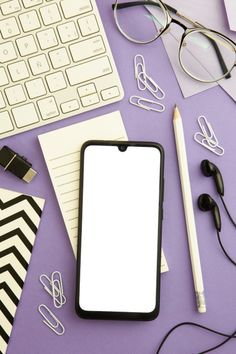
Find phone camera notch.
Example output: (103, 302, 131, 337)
(118, 145, 128, 152)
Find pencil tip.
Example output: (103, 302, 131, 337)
(173, 105, 180, 119)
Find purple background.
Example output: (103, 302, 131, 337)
(2, 1, 236, 353)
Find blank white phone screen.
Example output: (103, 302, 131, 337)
(79, 145, 161, 313)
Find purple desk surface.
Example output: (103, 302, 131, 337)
(2, 1, 236, 354)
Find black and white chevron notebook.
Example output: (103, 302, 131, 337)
(0, 188, 45, 354)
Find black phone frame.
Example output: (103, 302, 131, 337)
(75, 140, 165, 321)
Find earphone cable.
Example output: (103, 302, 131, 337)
(216, 230, 236, 266)
(220, 195, 236, 228)
(155, 321, 236, 354)
(199, 330, 236, 353)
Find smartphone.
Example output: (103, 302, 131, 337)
(75, 141, 164, 321)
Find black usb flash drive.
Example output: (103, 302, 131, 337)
(0, 146, 37, 183)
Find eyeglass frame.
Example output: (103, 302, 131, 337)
(112, 0, 236, 83)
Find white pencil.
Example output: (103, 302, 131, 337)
(173, 105, 206, 313)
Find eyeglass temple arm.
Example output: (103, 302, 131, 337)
(186, 21, 231, 79)
(205, 36, 231, 79)
(111, 1, 177, 14)
(112, 1, 231, 79)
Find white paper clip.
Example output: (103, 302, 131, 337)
(51, 271, 66, 309)
(38, 304, 65, 336)
(129, 95, 165, 112)
(197, 116, 218, 145)
(134, 54, 147, 90)
(133, 53, 166, 104)
(194, 133, 224, 156)
(194, 115, 224, 156)
(39, 272, 66, 308)
(137, 72, 165, 100)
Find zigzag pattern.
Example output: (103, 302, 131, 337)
(0, 211, 38, 234)
(0, 229, 33, 253)
(0, 195, 42, 217)
(0, 190, 44, 354)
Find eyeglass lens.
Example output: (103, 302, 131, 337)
(114, 0, 167, 43)
(180, 31, 236, 82)
(114, 0, 236, 82)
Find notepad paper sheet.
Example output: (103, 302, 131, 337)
(38, 111, 168, 272)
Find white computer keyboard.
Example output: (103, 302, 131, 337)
(0, 0, 124, 139)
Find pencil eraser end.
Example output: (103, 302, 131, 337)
(198, 305, 206, 314)
(196, 291, 206, 313)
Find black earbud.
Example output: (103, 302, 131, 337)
(201, 160, 224, 196)
(198, 193, 236, 267)
(201, 159, 236, 228)
(198, 193, 221, 232)
(199, 164, 236, 266)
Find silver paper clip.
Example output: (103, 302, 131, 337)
(38, 304, 65, 336)
(129, 95, 165, 112)
(39, 272, 66, 308)
(194, 115, 224, 156)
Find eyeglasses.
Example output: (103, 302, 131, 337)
(112, 0, 236, 83)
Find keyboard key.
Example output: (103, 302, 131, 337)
(77, 83, 96, 97)
(0, 68, 9, 86)
(19, 10, 40, 32)
(0, 42, 17, 63)
(101, 86, 120, 101)
(0, 112, 14, 134)
(1, 0, 21, 15)
(37, 28, 58, 49)
(0, 92, 6, 109)
(8, 61, 29, 82)
(0, 17, 20, 39)
(0, 0, 123, 139)
(57, 21, 79, 43)
(12, 103, 39, 127)
(66, 56, 112, 86)
(81, 92, 99, 107)
(37, 96, 59, 119)
(46, 71, 67, 92)
(61, 0, 92, 19)
(40, 4, 61, 26)
(49, 47, 70, 69)
(28, 54, 50, 75)
(78, 14, 99, 37)
(70, 36, 105, 63)
(22, 0, 43, 8)
(61, 99, 79, 113)
(16, 35, 38, 56)
(25, 78, 47, 98)
(5, 84, 26, 105)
